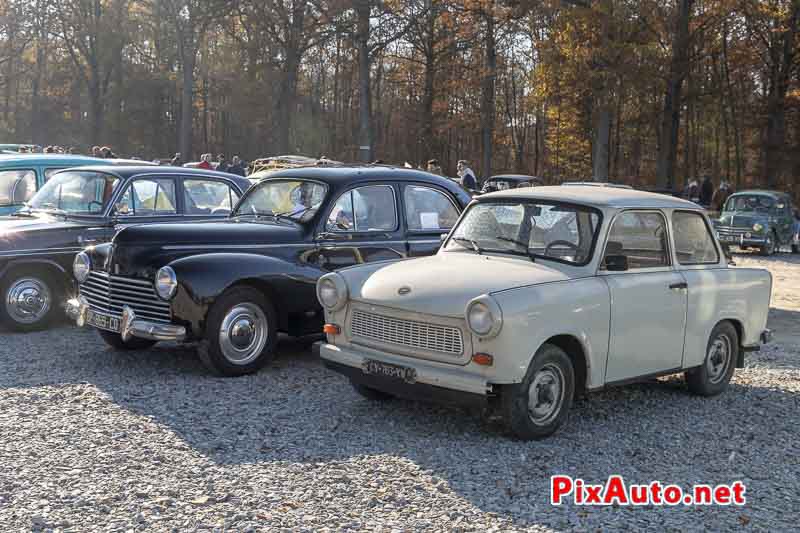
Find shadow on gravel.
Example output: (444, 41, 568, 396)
(1, 324, 798, 530)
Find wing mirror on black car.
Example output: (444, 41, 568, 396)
(604, 254, 629, 272)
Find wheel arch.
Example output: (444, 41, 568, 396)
(716, 317, 745, 367)
(540, 334, 589, 395)
(0, 259, 70, 292)
(229, 278, 288, 331)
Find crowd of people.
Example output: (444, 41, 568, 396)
(683, 175, 733, 212)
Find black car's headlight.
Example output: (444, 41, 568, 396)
(73, 252, 91, 283)
(753, 223, 764, 233)
(154, 266, 178, 301)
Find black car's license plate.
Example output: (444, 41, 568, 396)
(87, 309, 121, 333)
(362, 360, 417, 383)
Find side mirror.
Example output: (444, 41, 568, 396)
(604, 254, 628, 272)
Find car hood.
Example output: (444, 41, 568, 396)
(343, 253, 576, 317)
(0, 214, 93, 253)
(114, 219, 305, 247)
(717, 211, 769, 228)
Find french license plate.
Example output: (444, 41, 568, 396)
(87, 309, 121, 332)
(720, 235, 735, 243)
(362, 359, 417, 383)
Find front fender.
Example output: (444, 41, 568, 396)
(167, 252, 322, 335)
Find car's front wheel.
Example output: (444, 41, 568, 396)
(0, 270, 59, 332)
(759, 231, 776, 256)
(501, 343, 575, 440)
(686, 321, 739, 396)
(198, 286, 278, 377)
(97, 329, 157, 350)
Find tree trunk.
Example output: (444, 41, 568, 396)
(656, 0, 693, 190)
(356, 0, 373, 162)
(592, 107, 611, 181)
(480, 3, 496, 179)
(276, 1, 306, 154)
(179, 38, 196, 161)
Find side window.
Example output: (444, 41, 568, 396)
(326, 185, 397, 232)
(0, 169, 36, 205)
(44, 168, 65, 181)
(603, 211, 670, 269)
(117, 179, 177, 216)
(404, 185, 459, 231)
(184, 179, 238, 215)
(672, 211, 719, 265)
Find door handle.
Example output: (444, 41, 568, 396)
(669, 282, 688, 290)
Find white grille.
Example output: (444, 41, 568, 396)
(350, 309, 464, 355)
(80, 271, 172, 323)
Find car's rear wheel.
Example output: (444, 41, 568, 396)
(198, 287, 278, 377)
(686, 321, 738, 396)
(501, 343, 575, 440)
(351, 381, 394, 401)
(97, 329, 157, 350)
(0, 270, 59, 332)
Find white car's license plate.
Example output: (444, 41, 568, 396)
(362, 360, 417, 383)
(87, 309, 121, 332)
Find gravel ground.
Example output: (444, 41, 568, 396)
(1, 255, 798, 532)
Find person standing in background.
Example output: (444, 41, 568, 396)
(197, 153, 213, 170)
(91, 146, 101, 157)
(457, 160, 477, 190)
(229, 156, 246, 176)
(427, 159, 442, 175)
(217, 154, 230, 173)
(170, 153, 182, 166)
(700, 175, 714, 207)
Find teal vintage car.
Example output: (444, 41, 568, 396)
(715, 190, 799, 255)
(0, 154, 147, 215)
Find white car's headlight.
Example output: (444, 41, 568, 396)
(73, 252, 91, 283)
(466, 295, 503, 338)
(317, 273, 348, 311)
(753, 223, 764, 232)
(154, 266, 178, 301)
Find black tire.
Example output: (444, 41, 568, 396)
(501, 343, 575, 440)
(686, 321, 739, 396)
(97, 329, 157, 350)
(197, 286, 278, 377)
(351, 381, 394, 401)
(0, 269, 61, 332)
(759, 231, 776, 256)
(792, 244, 799, 254)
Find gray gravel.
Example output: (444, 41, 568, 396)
(1, 257, 799, 531)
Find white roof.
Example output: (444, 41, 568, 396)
(482, 185, 701, 210)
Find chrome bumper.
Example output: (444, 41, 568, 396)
(66, 297, 187, 342)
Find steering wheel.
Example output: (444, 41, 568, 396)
(87, 200, 104, 214)
(544, 240, 580, 256)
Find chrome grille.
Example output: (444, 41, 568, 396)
(80, 271, 171, 323)
(717, 227, 749, 236)
(350, 309, 464, 356)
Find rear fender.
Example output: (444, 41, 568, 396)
(167, 253, 322, 336)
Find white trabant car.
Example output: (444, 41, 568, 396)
(316, 186, 772, 439)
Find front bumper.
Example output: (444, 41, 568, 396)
(318, 342, 490, 406)
(717, 232, 768, 247)
(66, 297, 187, 342)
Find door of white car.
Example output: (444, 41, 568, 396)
(601, 210, 687, 383)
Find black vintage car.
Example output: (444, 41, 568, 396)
(0, 166, 251, 331)
(67, 166, 472, 376)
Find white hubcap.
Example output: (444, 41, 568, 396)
(5, 277, 51, 324)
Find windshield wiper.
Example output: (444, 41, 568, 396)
(495, 236, 536, 262)
(451, 237, 483, 254)
(273, 206, 314, 221)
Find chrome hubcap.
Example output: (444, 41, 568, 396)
(527, 363, 566, 425)
(706, 333, 732, 384)
(5, 277, 51, 324)
(218, 303, 268, 365)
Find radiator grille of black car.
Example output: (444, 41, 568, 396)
(716, 227, 749, 236)
(350, 309, 464, 356)
(80, 271, 172, 323)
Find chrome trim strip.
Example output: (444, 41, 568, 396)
(0, 247, 83, 257)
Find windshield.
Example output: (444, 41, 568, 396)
(444, 200, 601, 265)
(234, 179, 328, 221)
(724, 195, 774, 213)
(27, 171, 120, 215)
